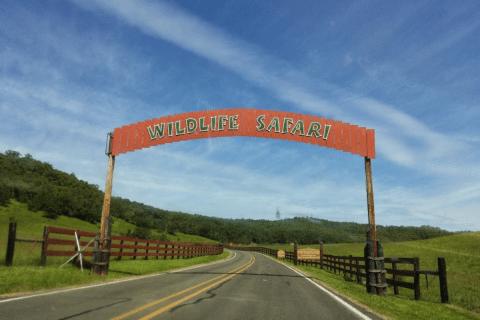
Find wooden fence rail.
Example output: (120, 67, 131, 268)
(5, 223, 222, 267)
(223, 245, 278, 257)
(228, 244, 448, 303)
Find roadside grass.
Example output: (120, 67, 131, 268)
(0, 199, 229, 296)
(0, 251, 230, 296)
(0, 199, 216, 266)
(265, 234, 480, 319)
(273, 257, 477, 320)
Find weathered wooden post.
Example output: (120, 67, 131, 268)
(364, 226, 377, 294)
(414, 258, 420, 300)
(156, 242, 161, 260)
(364, 156, 386, 296)
(294, 241, 298, 266)
(392, 261, 399, 295)
(40, 226, 49, 266)
(320, 241, 323, 270)
(95, 133, 115, 275)
(102, 216, 112, 275)
(6, 221, 17, 266)
(116, 240, 124, 261)
(72, 234, 80, 264)
(438, 258, 448, 303)
(133, 241, 138, 260)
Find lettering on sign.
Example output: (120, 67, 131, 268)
(110, 108, 375, 159)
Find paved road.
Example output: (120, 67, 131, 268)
(0, 250, 384, 319)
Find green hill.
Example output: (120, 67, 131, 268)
(0, 150, 457, 245)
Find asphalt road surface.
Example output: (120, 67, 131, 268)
(0, 250, 384, 319)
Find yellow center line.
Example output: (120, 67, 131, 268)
(110, 254, 254, 320)
(139, 254, 255, 320)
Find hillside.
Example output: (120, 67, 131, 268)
(0, 150, 454, 244)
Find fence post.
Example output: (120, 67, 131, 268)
(5, 221, 17, 266)
(349, 255, 353, 279)
(294, 241, 298, 266)
(117, 240, 124, 261)
(133, 241, 138, 260)
(438, 258, 449, 303)
(40, 226, 49, 266)
(414, 257, 420, 300)
(320, 242, 323, 270)
(164, 244, 168, 260)
(72, 235, 81, 264)
(355, 259, 362, 284)
(392, 262, 399, 295)
(145, 242, 149, 260)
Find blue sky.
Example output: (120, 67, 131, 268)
(1, 0, 479, 232)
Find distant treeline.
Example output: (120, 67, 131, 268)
(0, 150, 457, 244)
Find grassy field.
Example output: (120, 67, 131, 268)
(265, 233, 480, 319)
(0, 199, 229, 296)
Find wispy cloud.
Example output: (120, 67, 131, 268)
(70, 0, 478, 179)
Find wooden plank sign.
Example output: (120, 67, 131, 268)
(110, 108, 375, 159)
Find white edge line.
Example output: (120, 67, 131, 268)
(0, 250, 236, 304)
(263, 254, 373, 320)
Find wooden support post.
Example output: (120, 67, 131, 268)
(145, 242, 149, 260)
(164, 244, 168, 260)
(101, 216, 112, 275)
(365, 157, 377, 256)
(40, 226, 49, 266)
(365, 157, 385, 296)
(438, 258, 449, 303)
(6, 222, 17, 266)
(364, 234, 377, 295)
(96, 134, 115, 276)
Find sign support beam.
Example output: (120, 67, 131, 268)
(365, 156, 385, 296)
(364, 156, 377, 256)
(95, 134, 115, 275)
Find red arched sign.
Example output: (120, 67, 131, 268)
(110, 109, 375, 159)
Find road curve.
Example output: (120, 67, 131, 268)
(0, 250, 384, 319)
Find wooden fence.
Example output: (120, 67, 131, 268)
(228, 245, 448, 303)
(223, 245, 278, 257)
(5, 222, 223, 266)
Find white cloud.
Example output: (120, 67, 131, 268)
(68, 0, 478, 180)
